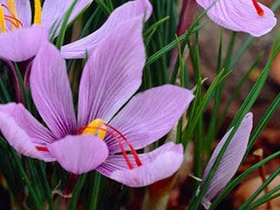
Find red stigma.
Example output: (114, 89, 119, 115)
(252, 0, 264, 16)
(1, 4, 22, 27)
(35, 146, 49, 152)
(77, 123, 142, 170)
(104, 123, 143, 168)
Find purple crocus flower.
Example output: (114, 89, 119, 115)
(0, 14, 194, 187)
(0, 0, 152, 61)
(199, 113, 253, 209)
(0, 0, 92, 102)
(61, 0, 152, 59)
(196, 0, 277, 37)
(0, 0, 93, 61)
(0, 0, 151, 102)
(0, 26, 49, 103)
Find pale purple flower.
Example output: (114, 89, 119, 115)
(199, 113, 253, 209)
(0, 0, 151, 102)
(0, 0, 93, 61)
(0, 0, 152, 61)
(0, 0, 92, 102)
(196, 0, 277, 37)
(61, 0, 152, 59)
(0, 26, 49, 102)
(0, 14, 194, 187)
(0, 0, 151, 62)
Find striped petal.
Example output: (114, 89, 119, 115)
(14, 0, 32, 27)
(197, 0, 276, 37)
(106, 85, 194, 153)
(0, 26, 48, 62)
(42, 0, 92, 35)
(77, 17, 145, 127)
(96, 142, 183, 187)
(30, 41, 76, 139)
(61, 0, 152, 59)
(200, 113, 253, 209)
(48, 135, 109, 174)
(0, 103, 55, 161)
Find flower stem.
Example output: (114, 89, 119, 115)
(88, 172, 102, 210)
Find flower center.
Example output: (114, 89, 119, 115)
(80, 118, 107, 139)
(0, 0, 41, 33)
(35, 119, 143, 170)
(78, 119, 143, 170)
(252, 0, 264, 16)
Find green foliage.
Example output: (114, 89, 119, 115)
(0, 0, 280, 209)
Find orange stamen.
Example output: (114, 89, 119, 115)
(0, 6, 6, 33)
(7, 0, 18, 19)
(35, 121, 143, 171)
(33, 0, 41, 25)
(78, 126, 135, 169)
(1, 4, 22, 28)
(4, 15, 22, 27)
(252, 0, 264, 16)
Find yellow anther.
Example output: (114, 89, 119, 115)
(82, 119, 107, 139)
(33, 0, 41, 25)
(0, 6, 6, 33)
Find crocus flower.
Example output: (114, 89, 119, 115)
(196, 0, 277, 37)
(199, 113, 253, 209)
(0, 14, 194, 187)
(0, 0, 93, 61)
(0, 26, 49, 102)
(0, 0, 152, 61)
(0, 0, 151, 102)
(61, 0, 152, 59)
(0, 0, 92, 102)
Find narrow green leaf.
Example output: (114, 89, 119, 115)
(56, 0, 78, 50)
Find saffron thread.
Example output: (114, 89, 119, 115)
(78, 126, 136, 169)
(252, 0, 264, 16)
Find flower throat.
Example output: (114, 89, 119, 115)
(36, 119, 143, 170)
(0, 0, 41, 33)
(78, 119, 143, 170)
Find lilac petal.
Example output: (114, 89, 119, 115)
(200, 113, 253, 208)
(30, 41, 76, 139)
(61, 0, 152, 59)
(106, 85, 194, 153)
(197, 0, 276, 37)
(0, 103, 56, 161)
(77, 17, 145, 127)
(0, 0, 31, 31)
(48, 135, 109, 174)
(14, 0, 32, 27)
(0, 26, 48, 62)
(96, 142, 183, 187)
(41, 0, 92, 35)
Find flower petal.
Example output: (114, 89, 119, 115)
(200, 113, 253, 208)
(42, 0, 92, 34)
(96, 142, 183, 187)
(47, 135, 109, 174)
(14, 0, 32, 27)
(61, 0, 152, 59)
(106, 85, 194, 153)
(0, 103, 55, 161)
(0, 26, 48, 62)
(30, 41, 76, 139)
(197, 0, 276, 37)
(77, 17, 145, 126)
